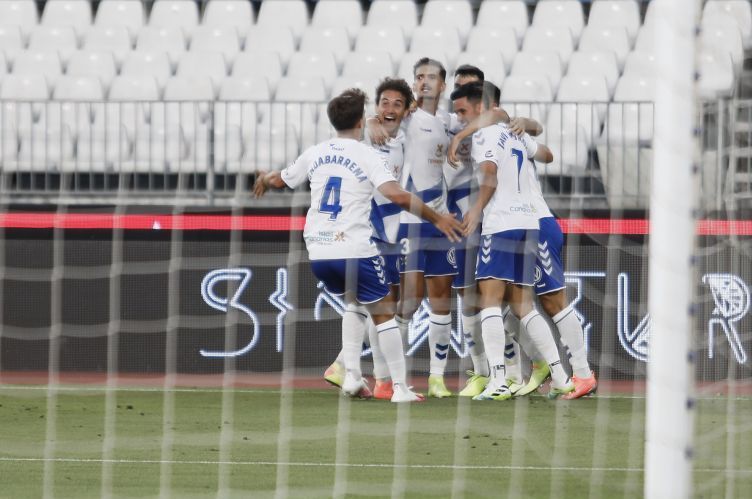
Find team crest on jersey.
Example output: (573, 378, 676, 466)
(435, 144, 445, 158)
(334, 231, 346, 242)
(458, 142, 470, 156)
(534, 265, 542, 284)
(447, 247, 456, 266)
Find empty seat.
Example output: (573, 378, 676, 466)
(219, 75, 271, 102)
(0, 52, 7, 77)
(623, 51, 657, 79)
(247, 122, 300, 171)
(466, 26, 518, 69)
(286, 51, 339, 92)
(202, 0, 255, 33)
(698, 47, 735, 99)
(149, 0, 199, 39)
(41, 0, 92, 38)
(330, 74, 380, 97)
(136, 26, 187, 66)
(703, 0, 752, 48)
(409, 26, 462, 67)
(499, 75, 553, 125)
(355, 27, 407, 64)
(455, 51, 506, 87)
(342, 51, 394, 80)
(244, 26, 296, 67)
(511, 51, 562, 95)
(366, 0, 418, 36)
(588, 0, 641, 44)
(540, 113, 590, 175)
(421, 0, 474, 43)
(28, 26, 78, 64)
(190, 26, 240, 64)
(311, 0, 363, 42)
(83, 26, 133, 66)
(476, 0, 528, 44)
(256, 0, 309, 42)
(66, 51, 118, 90)
(531, 0, 584, 43)
(0, 0, 38, 41)
(634, 24, 655, 54)
(566, 51, 619, 98)
(271, 76, 326, 148)
(522, 27, 574, 66)
(578, 26, 631, 70)
(700, 20, 745, 71)
(1, 74, 51, 170)
(121, 51, 172, 90)
(95, 0, 145, 41)
(0, 26, 24, 63)
(12, 51, 63, 90)
(107, 75, 160, 171)
(175, 51, 227, 94)
(232, 51, 283, 92)
(300, 27, 352, 67)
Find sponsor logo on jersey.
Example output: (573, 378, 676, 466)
(334, 231, 346, 242)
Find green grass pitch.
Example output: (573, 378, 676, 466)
(1, 386, 750, 498)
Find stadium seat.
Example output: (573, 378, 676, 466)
(522, 27, 574, 66)
(466, 26, 518, 69)
(634, 24, 655, 54)
(274, 76, 328, 103)
(455, 51, 506, 87)
(531, 0, 584, 43)
(498, 75, 553, 125)
(588, 0, 641, 44)
(699, 20, 745, 72)
(0, 0, 38, 41)
(256, 0, 309, 42)
(0, 74, 51, 171)
(121, 51, 172, 91)
(511, 51, 563, 96)
(566, 51, 619, 98)
(106, 75, 160, 169)
(475, 0, 528, 44)
(66, 51, 118, 91)
(28, 26, 78, 65)
(409, 26, 463, 68)
(271, 76, 326, 149)
(136, 26, 187, 67)
(40, 0, 92, 38)
(190, 26, 241, 65)
(83, 26, 133, 66)
(175, 51, 227, 95)
(366, 0, 419, 38)
(623, 51, 657, 79)
(697, 47, 735, 99)
(330, 74, 380, 97)
(12, 51, 63, 90)
(0, 52, 7, 77)
(540, 115, 590, 175)
(300, 27, 352, 68)
(703, 0, 752, 48)
(148, 0, 200, 40)
(421, 0, 474, 43)
(202, 0, 255, 33)
(244, 26, 296, 68)
(246, 122, 300, 171)
(0, 26, 24, 64)
(578, 26, 631, 70)
(95, 0, 146, 41)
(355, 27, 407, 65)
(311, 0, 363, 42)
(342, 51, 395, 80)
(286, 51, 339, 93)
(232, 51, 283, 92)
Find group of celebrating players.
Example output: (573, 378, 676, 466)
(254, 57, 598, 403)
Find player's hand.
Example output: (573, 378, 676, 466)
(435, 213, 464, 243)
(253, 171, 268, 198)
(367, 117, 389, 146)
(447, 135, 462, 168)
(461, 208, 482, 237)
(509, 117, 526, 136)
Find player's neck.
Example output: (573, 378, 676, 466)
(335, 129, 362, 141)
(417, 98, 439, 116)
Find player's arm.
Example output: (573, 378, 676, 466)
(366, 116, 390, 146)
(462, 160, 497, 236)
(448, 108, 509, 166)
(509, 116, 543, 137)
(533, 143, 554, 164)
(253, 171, 286, 198)
(377, 180, 463, 242)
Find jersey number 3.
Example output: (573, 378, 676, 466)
(319, 176, 343, 220)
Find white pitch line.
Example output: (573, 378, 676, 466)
(0, 457, 749, 475)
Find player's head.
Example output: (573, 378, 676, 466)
(374, 78, 413, 136)
(450, 81, 501, 124)
(327, 88, 367, 132)
(454, 64, 484, 89)
(412, 57, 446, 100)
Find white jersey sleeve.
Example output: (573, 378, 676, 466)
(470, 126, 501, 167)
(520, 132, 539, 159)
(280, 145, 316, 189)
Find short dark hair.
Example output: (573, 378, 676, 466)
(375, 77, 414, 109)
(454, 64, 484, 82)
(412, 57, 446, 81)
(327, 88, 367, 131)
(450, 81, 500, 109)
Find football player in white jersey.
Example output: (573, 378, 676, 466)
(255, 89, 463, 402)
(323, 78, 413, 400)
(451, 82, 574, 400)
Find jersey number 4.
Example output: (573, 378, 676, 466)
(319, 176, 343, 220)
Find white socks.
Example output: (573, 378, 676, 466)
(520, 310, 569, 386)
(501, 308, 522, 383)
(480, 307, 507, 385)
(462, 311, 489, 377)
(376, 318, 407, 386)
(553, 306, 592, 379)
(342, 303, 368, 379)
(367, 319, 390, 380)
(428, 312, 451, 376)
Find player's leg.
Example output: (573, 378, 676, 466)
(370, 284, 401, 400)
(473, 277, 511, 400)
(457, 283, 490, 397)
(500, 307, 526, 394)
(504, 308, 552, 397)
(425, 273, 455, 397)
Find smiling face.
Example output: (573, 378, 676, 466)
(413, 64, 446, 101)
(376, 89, 409, 136)
(451, 96, 482, 126)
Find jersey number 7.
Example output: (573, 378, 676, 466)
(511, 148, 524, 193)
(319, 176, 343, 220)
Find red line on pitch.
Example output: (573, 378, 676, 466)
(0, 213, 751, 236)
